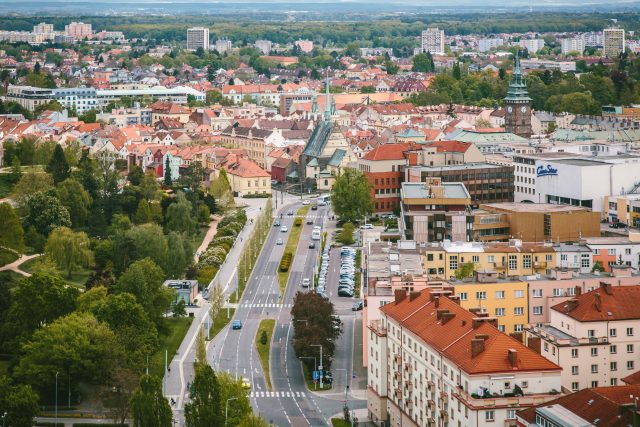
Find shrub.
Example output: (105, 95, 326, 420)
(211, 235, 235, 248)
(243, 193, 272, 198)
(294, 217, 302, 227)
(216, 227, 238, 238)
(260, 330, 268, 345)
(279, 251, 293, 272)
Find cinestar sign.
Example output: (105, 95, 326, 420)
(537, 164, 558, 177)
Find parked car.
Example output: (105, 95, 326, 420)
(280, 226, 288, 232)
(302, 278, 310, 287)
(352, 301, 364, 311)
(360, 223, 373, 230)
(338, 288, 354, 297)
(309, 241, 316, 249)
(276, 238, 283, 245)
(232, 320, 242, 330)
(241, 377, 251, 389)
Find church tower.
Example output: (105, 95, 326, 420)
(503, 54, 532, 138)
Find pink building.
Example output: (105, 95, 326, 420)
(294, 40, 314, 53)
(64, 22, 93, 39)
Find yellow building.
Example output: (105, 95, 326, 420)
(604, 194, 640, 227)
(451, 274, 529, 336)
(422, 240, 557, 279)
(218, 155, 271, 197)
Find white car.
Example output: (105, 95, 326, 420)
(302, 200, 310, 205)
(302, 278, 310, 287)
(360, 223, 374, 230)
(280, 226, 288, 232)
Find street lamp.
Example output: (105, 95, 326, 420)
(225, 397, 238, 427)
(299, 356, 317, 390)
(310, 344, 323, 389)
(2, 411, 7, 427)
(55, 370, 59, 427)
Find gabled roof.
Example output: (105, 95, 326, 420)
(362, 142, 411, 161)
(380, 290, 560, 375)
(551, 285, 640, 322)
(427, 140, 472, 153)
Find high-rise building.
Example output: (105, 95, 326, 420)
(33, 22, 53, 34)
(581, 31, 603, 47)
(518, 38, 545, 53)
(64, 22, 92, 39)
(420, 28, 445, 55)
(503, 55, 532, 138)
(254, 40, 272, 55)
(603, 28, 625, 57)
(561, 37, 585, 54)
(478, 38, 504, 53)
(214, 39, 232, 53)
(186, 27, 210, 51)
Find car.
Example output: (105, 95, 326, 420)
(276, 238, 283, 245)
(339, 281, 354, 287)
(306, 218, 313, 225)
(241, 377, 251, 389)
(271, 179, 278, 186)
(313, 225, 321, 230)
(341, 247, 355, 255)
(311, 204, 318, 211)
(338, 288, 354, 297)
(274, 219, 281, 227)
(302, 200, 310, 205)
(287, 210, 294, 216)
(610, 222, 627, 229)
(232, 320, 242, 330)
(352, 301, 364, 311)
(302, 278, 310, 287)
(360, 223, 374, 230)
(318, 278, 326, 285)
(280, 226, 288, 232)
(340, 269, 355, 275)
(309, 241, 316, 249)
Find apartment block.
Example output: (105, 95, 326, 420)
(187, 27, 210, 51)
(255, 40, 273, 55)
(526, 284, 640, 392)
(367, 289, 562, 426)
(478, 38, 504, 53)
(603, 28, 625, 58)
(561, 37, 585, 54)
(420, 28, 445, 56)
(64, 22, 92, 39)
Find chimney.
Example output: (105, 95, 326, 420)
(472, 318, 484, 329)
(575, 286, 582, 296)
(436, 309, 448, 320)
(594, 292, 602, 312)
(441, 312, 455, 324)
(434, 296, 440, 307)
(409, 291, 420, 301)
(394, 289, 407, 304)
(600, 282, 613, 295)
(475, 334, 489, 341)
(469, 307, 483, 315)
(471, 338, 485, 358)
(449, 295, 461, 305)
(508, 349, 518, 367)
(527, 336, 541, 354)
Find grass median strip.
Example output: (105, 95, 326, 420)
(255, 318, 275, 390)
(277, 205, 310, 300)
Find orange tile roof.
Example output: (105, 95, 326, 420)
(221, 156, 270, 178)
(362, 142, 412, 161)
(428, 140, 472, 153)
(551, 285, 640, 322)
(381, 290, 560, 375)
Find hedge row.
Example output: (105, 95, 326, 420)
(242, 193, 272, 198)
(279, 251, 293, 272)
(198, 209, 248, 271)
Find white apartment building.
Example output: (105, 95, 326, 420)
(294, 40, 314, 53)
(518, 39, 545, 53)
(526, 284, 640, 391)
(604, 28, 626, 57)
(33, 22, 54, 34)
(421, 28, 445, 56)
(560, 38, 585, 54)
(187, 27, 209, 51)
(214, 39, 232, 53)
(581, 31, 603, 48)
(64, 22, 92, 39)
(254, 40, 272, 55)
(368, 289, 562, 427)
(478, 38, 504, 53)
(53, 87, 98, 113)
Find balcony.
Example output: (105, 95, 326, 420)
(405, 382, 414, 393)
(452, 387, 560, 410)
(368, 320, 387, 337)
(534, 261, 547, 269)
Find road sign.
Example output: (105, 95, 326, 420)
(313, 371, 319, 380)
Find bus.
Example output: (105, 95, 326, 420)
(318, 194, 330, 205)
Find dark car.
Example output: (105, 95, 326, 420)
(274, 219, 281, 227)
(306, 218, 314, 225)
(338, 288, 354, 297)
(610, 222, 626, 229)
(309, 241, 316, 249)
(232, 320, 242, 330)
(311, 204, 318, 211)
(352, 301, 364, 311)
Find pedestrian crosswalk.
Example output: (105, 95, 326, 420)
(250, 391, 307, 398)
(240, 303, 293, 308)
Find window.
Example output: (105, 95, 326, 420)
(571, 349, 579, 358)
(532, 289, 542, 298)
(581, 254, 590, 268)
(571, 382, 579, 391)
(611, 345, 617, 354)
(458, 292, 468, 301)
(514, 290, 524, 298)
(533, 306, 543, 315)
(523, 255, 531, 269)
(485, 410, 495, 422)
(553, 288, 564, 297)
(572, 366, 579, 375)
(476, 291, 486, 300)
(546, 254, 553, 261)
(514, 324, 524, 332)
(506, 409, 516, 420)
(629, 361, 635, 370)
(594, 249, 600, 255)
(609, 248, 616, 255)
(498, 325, 505, 332)
(514, 307, 524, 316)
(611, 362, 617, 371)
(472, 255, 479, 263)
(588, 330, 596, 338)
(591, 364, 598, 373)
(611, 378, 618, 386)
(487, 255, 495, 263)
(610, 328, 617, 337)
(495, 308, 505, 317)
(449, 256, 458, 271)
(495, 290, 505, 299)
(591, 381, 599, 388)
(628, 344, 634, 353)
(628, 328, 634, 337)
(567, 287, 576, 296)
(508, 255, 517, 270)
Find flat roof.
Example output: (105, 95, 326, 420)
(481, 202, 592, 213)
(402, 182, 470, 199)
(411, 162, 507, 172)
(538, 324, 575, 340)
(551, 158, 607, 167)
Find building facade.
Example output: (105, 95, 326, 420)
(420, 28, 445, 56)
(503, 56, 533, 139)
(603, 28, 625, 57)
(187, 27, 210, 51)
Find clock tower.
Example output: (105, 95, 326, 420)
(503, 55, 532, 138)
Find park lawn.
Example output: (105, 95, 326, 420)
(0, 174, 15, 198)
(255, 319, 275, 390)
(150, 317, 193, 379)
(20, 257, 91, 288)
(208, 308, 235, 340)
(277, 206, 310, 299)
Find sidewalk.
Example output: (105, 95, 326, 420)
(193, 214, 222, 263)
(0, 253, 40, 276)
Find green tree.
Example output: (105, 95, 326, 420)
(115, 258, 174, 326)
(0, 203, 25, 253)
(217, 373, 252, 426)
(15, 312, 119, 394)
(166, 192, 197, 236)
(0, 376, 40, 427)
(56, 178, 92, 227)
(360, 85, 376, 94)
(125, 223, 169, 268)
(13, 171, 53, 210)
(452, 61, 462, 80)
(185, 332, 223, 427)
(455, 262, 475, 279)
(44, 227, 93, 278)
(128, 165, 145, 186)
(209, 168, 234, 210)
(78, 109, 97, 123)
(384, 60, 399, 75)
(134, 199, 154, 224)
(412, 53, 433, 73)
(24, 191, 71, 236)
(8, 156, 22, 184)
(164, 157, 172, 186)
(331, 169, 373, 223)
(237, 414, 270, 427)
(338, 222, 355, 245)
(75, 150, 99, 199)
(198, 204, 211, 224)
(206, 90, 224, 105)
(130, 375, 172, 427)
(166, 231, 192, 278)
(46, 144, 70, 184)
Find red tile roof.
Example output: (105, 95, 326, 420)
(380, 290, 560, 375)
(517, 385, 640, 426)
(428, 140, 472, 153)
(551, 285, 640, 322)
(221, 156, 270, 178)
(362, 142, 412, 161)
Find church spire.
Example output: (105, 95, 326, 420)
(324, 67, 331, 122)
(504, 52, 532, 103)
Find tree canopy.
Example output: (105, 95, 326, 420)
(331, 169, 373, 223)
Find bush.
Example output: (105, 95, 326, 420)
(294, 217, 303, 227)
(338, 222, 355, 245)
(243, 193, 272, 198)
(216, 227, 238, 238)
(279, 251, 293, 272)
(260, 330, 268, 345)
